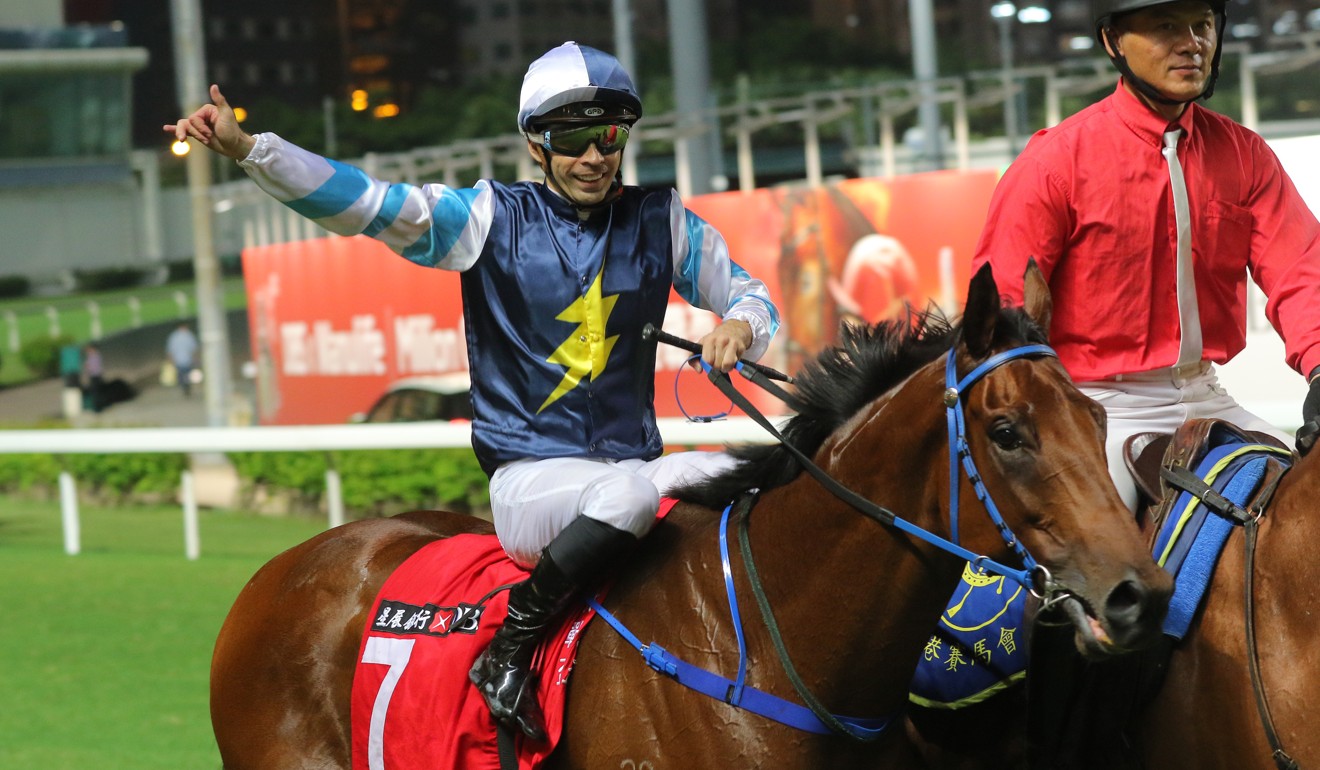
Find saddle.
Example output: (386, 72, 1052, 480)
(1123, 418, 1293, 543)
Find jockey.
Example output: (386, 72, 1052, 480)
(166, 41, 779, 741)
(971, 0, 1320, 513)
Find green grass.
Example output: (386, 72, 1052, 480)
(0, 278, 249, 386)
(0, 498, 328, 769)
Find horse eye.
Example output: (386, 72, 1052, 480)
(991, 425, 1023, 450)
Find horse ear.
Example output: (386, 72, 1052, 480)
(962, 262, 1000, 358)
(1022, 257, 1052, 333)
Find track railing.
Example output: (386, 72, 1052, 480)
(0, 418, 775, 559)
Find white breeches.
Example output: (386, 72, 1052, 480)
(488, 451, 736, 568)
(1077, 363, 1292, 512)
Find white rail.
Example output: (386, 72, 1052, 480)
(0, 418, 774, 455)
(2, 418, 778, 559)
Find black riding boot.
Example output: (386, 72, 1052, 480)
(469, 515, 636, 741)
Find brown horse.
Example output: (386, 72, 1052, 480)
(1135, 443, 1317, 769)
(209, 262, 1171, 769)
(904, 436, 1319, 770)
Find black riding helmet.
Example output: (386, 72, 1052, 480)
(1094, 0, 1227, 103)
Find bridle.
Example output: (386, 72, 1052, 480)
(614, 326, 1085, 740)
(943, 343, 1069, 605)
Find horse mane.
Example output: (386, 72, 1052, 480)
(671, 301, 1047, 509)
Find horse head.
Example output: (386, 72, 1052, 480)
(943, 259, 1173, 656)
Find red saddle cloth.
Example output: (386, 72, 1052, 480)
(349, 533, 597, 770)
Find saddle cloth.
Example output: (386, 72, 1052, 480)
(908, 562, 1029, 709)
(1151, 429, 1292, 639)
(349, 533, 596, 770)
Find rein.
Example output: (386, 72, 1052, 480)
(604, 327, 1067, 741)
(1235, 464, 1298, 770)
(1162, 451, 1298, 769)
(588, 494, 896, 740)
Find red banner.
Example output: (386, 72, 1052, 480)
(243, 170, 1000, 425)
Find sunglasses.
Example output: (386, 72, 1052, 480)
(538, 123, 630, 157)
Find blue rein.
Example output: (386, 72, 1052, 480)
(590, 342, 1059, 740)
(588, 501, 895, 739)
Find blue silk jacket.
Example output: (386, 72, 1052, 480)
(240, 133, 779, 474)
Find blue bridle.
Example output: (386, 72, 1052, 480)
(589, 341, 1068, 741)
(944, 343, 1058, 581)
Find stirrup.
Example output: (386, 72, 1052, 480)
(469, 651, 549, 741)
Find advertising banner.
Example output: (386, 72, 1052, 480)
(243, 169, 1001, 425)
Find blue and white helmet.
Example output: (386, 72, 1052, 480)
(517, 42, 642, 133)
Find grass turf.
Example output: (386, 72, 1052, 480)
(0, 499, 329, 769)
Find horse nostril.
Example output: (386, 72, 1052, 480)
(1104, 578, 1146, 628)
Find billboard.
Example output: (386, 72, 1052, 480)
(242, 169, 1001, 425)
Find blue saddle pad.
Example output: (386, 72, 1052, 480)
(1153, 437, 1291, 639)
(909, 563, 1029, 709)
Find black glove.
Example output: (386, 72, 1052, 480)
(1297, 366, 1320, 454)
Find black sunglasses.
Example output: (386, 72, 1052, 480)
(538, 123, 630, 157)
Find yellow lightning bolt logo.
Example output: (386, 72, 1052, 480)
(538, 268, 620, 413)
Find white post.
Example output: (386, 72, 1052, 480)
(174, 290, 189, 317)
(59, 471, 80, 555)
(325, 468, 345, 528)
(4, 310, 17, 353)
(181, 470, 200, 560)
(804, 112, 822, 188)
(86, 301, 102, 340)
(1239, 51, 1259, 131)
(271, 206, 286, 245)
(46, 306, 60, 338)
(952, 84, 971, 171)
(880, 111, 897, 178)
(736, 126, 755, 192)
(128, 296, 142, 327)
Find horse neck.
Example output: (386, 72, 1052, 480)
(740, 367, 966, 713)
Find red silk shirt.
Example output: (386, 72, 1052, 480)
(971, 82, 1320, 382)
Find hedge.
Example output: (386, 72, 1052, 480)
(0, 274, 30, 298)
(228, 447, 489, 516)
(0, 449, 187, 504)
(0, 442, 489, 518)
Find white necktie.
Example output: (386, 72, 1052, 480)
(1163, 129, 1201, 367)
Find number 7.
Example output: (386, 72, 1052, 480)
(361, 636, 416, 770)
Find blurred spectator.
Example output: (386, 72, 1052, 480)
(165, 323, 199, 398)
(82, 343, 104, 412)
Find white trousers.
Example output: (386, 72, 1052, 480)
(488, 451, 736, 568)
(1078, 364, 1291, 512)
